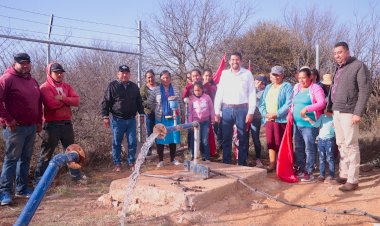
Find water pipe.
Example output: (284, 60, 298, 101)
(15, 144, 86, 226)
(154, 122, 200, 162)
(168, 96, 179, 126)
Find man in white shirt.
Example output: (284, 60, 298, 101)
(214, 52, 256, 166)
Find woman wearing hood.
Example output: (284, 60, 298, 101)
(34, 63, 86, 184)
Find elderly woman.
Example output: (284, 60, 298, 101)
(140, 69, 158, 155)
(147, 70, 184, 168)
(259, 66, 293, 172)
(292, 67, 326, 181)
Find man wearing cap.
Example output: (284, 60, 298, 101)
(101, 65, 144, 172)
(34, 62, 86, 185)
(0, 53, 42, 205)
(214, 52, 256, 166)
(328, 42, 371, 191)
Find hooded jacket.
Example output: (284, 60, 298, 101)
(0, 66, 42, 125)
(40, 63, 79, 122)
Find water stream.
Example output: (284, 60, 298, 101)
(120, 132, 159, 225)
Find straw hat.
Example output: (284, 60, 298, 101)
(321, 74, 333, 85)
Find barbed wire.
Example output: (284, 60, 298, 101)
(0, 26, 138, 46)
(0, 14, 138, 38)
(0, 4, 138, 30)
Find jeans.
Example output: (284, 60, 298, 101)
(221, 106, 248, 165)
(34, 122, 81, 184)
(145, 112, 155, 136)
(294, 126, 318, 174)
(0, 125, 36, 194)
(318, 137, 335, 177)
(190, 120, 211, 160)
(111, 117, 137, 165)
(249, 118, 262, 159)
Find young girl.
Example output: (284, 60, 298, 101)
(188, 81, 215, 161)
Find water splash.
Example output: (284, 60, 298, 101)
(120, 132, 159, 225)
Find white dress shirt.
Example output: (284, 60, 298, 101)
(214, 67, 256, 115)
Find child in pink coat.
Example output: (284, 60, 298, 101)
(188, 81, 215, 161)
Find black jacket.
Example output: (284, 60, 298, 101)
(327, 57, 371, 116)
(101, 80, 144, 119)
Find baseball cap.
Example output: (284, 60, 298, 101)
(270, 66, 284, 75)
(50, 63, 65, 72)
(14, 53, 31, 63)
(119, 65, 130, 72)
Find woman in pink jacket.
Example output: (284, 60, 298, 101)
(291, 67, 326, 182)
(188, 81, 215, 161)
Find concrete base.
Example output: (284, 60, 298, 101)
(107, 161, 266, 216)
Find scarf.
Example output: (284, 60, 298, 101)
(160, 83, 175, 116)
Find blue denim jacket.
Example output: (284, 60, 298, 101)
(259, 82, 293, 124)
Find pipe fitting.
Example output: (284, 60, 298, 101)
(153, 123, 167, 139)
(66, 144, 86, 169)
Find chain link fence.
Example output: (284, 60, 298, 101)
(0, 28, 142, 167)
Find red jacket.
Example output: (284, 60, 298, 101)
(0, 66, 42, 125)
(40, 63, 79, 122)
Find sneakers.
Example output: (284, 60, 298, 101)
(339, 182, 359, 192)
(255, 159, 264, 168)
(300, 172, 315, 182)
(1, 192, 12, 206)
(156, 161, 164, 168)
(15, 188, 33, 198)
(172, 159, 181, 166)
(74, 175, 88, 185)
(113, 164, 121, 172)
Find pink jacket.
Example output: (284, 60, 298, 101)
(188, 94, 215, 123)
(40, 63, 80, 122)
(292, 83, 326, 120)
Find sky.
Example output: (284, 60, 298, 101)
(0, 0, 378, 50)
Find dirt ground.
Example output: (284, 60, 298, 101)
(1, 156, 380, 226)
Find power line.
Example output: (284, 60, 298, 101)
(0, 4, 138, 30)
(0, 14, 138, 38)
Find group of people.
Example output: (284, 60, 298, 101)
(0, 53, 85, 206)
(0, 41, 371, 207)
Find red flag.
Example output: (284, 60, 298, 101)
(209, 124, 216, 156)
(276, 113, 298, 183)
(212, 53, 226, 85)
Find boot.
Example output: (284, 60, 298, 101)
(267, 149, 277, 173)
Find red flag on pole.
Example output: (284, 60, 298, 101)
(212, 53, 226, 85)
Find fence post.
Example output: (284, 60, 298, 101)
(137, 20, 142, 88)
(46, 14, 54, 65)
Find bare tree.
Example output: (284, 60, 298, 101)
(283, 6, 348, 75)
(143, 0, 254, 85)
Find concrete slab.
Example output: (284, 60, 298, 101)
(108, 161, 266, 216)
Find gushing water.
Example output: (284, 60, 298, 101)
(120, 132, 159, 225)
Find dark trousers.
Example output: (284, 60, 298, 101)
(157, 143, 176, 162)
(34, 121, 81, 183)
